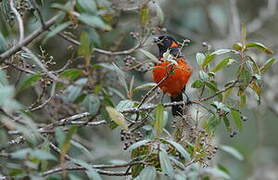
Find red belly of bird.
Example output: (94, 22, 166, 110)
(152, 59, 192, 97)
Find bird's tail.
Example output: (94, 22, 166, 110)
(171, 93, 183, 116)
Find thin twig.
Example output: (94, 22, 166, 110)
(121, 80, 239, 113)
(58, 32, 142, 56)
(22, 47, 67, 83)
(30, 0, 46, 29)
(29, 82, 57, 111)
(0, 14, 60, 62)
(42, 166, 130, 177)
(10, 0, 24, 42)
(137, 65, 174, 109)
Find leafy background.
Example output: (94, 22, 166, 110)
(0, 0, 277, 179)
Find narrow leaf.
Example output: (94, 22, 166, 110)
(137, 166, 156, 180)
(17, 74, 42, 92)
(106, 106, 128, 130)
(59, 69, 83, 81)
(246, 42, 273, 54)
(220, 145, 244, 161)
(133, 82, 157, 92)
(231, 110, 242, 131)
(211, 57, 234, 72)
(166, 140, 190, 160)
(44, 21, 72, 43)
(154, 104, 164, 136)
(139, 49, 159, 63)
(196, 52, 206, 65)
(260, 58, 276, 74)
(204, 168, 230, 179)
(202, 54, 215, 67)
(159, 150, 174, 178)
(78, 14, 111, 31)
(127, 139, 150, 151)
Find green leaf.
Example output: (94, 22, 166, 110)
(159, 150, 174, 178)
(127, 139, 150, 151)
(112, 63, 128, 94)
(78, 32, 91, 61)
(59, 69, 83, 81)
(71, 140, 93, 159)
(31, 150, 57, 161)
(199, 71, 209, 81)
(71, 159, 102, 180)
(139, 49, 159, 63)
(55, 127, 66, 148)
(61, 126, 78, 154)
(63, 78, 87, 102)
(211, 49, 233, 55)
(211, 57, 235, 72)
(203, 168, 230, 179)
(238, 66, 252, 90)
(238, 91, 247, 107)
(154, 104, 164, 136)
(133, 83, 157, 92)
(246, 42, 273, 54)
(106, 106, 128, 130)
(232, 42, 243, 51)
(76, 0, 97, 14)
(0, 69, 8, 87)
(211, 101, 230, 112)
(191, 80, 204, 88)
(220, 145, 244, 161)
(247, 56, 260, 74)
(17, 74, 42, 92)
(139, 4, 150, 27)
(204, 81, 219, 93)
(165, 140, 190, 160)
(78, 14, 111, 31)
(222, 116, 231, 131)
(174, 171, 187, 180)
(196, 52, 206, 65)
(83, 95, 100, 116)
(231, 110, 242, 131)
(202, 54, 215, 67)
(44, 21, 72, 43)
(116, 100, 134, 111)
(250, 81, 261, 96)
(11, 148, 56, 161)
(205, 115, 221, 131)
(0, 32, 7, 53)
(137, 166, 156, 180)
(260, 58, 276, 74)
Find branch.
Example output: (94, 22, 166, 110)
(0, 14, 60, 62)
(8, 112, 106, 135)
(137, 65, 174, 109)
(22, 47, 68, 84)
(10, 0, 24, 42)
(42, 166, 130, 177)
(113, 0, 151, 12)
(121, 80, 239, 113)
(58, 32, 142, 56)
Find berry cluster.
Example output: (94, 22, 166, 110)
(123, 55, 152, 72)
(120, 129, 143, 150)
(4, 0, 33, 24)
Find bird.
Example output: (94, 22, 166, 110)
(152, 35, 192, 116)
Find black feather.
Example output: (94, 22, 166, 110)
(170, 93, 183, 116)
